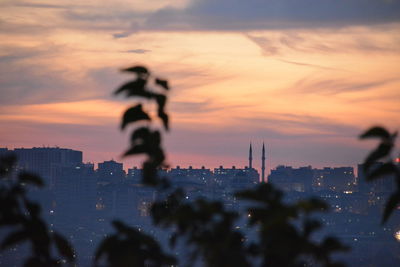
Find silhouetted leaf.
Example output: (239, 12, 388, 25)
(130, 127, 151, 144)
(169, 233, 178, 247)
(24, 201, 41, 217)
(303, 220, 321, 238)
(382, 192, 400, 224)
(155, 78, 169, 90)
(121, 104, 150, 130)
(53, 233, 75, 261)
(155, 94, 166, 109)
(142, 162, 159, 185)
(10, 184, 25, 195)
(321, 237, 349, 252)
(366, 162, 398, 181)
(0, 154, 17, 177)
(94, 236, 119, 262)
(236, 183, 283, 203)
(114, 79, 149, 97)
(122, 66, 149, 75)
(297, 198, 328, 213)
(18, 172, 44, 187)
(364, 143, 392, 171)
(360, 126, 391, 140)
(123, 144, 147, 157)
(158, 110, 169, 131)
(112, 220, 137, 238)
(154, 94, 169, 130)
(24, 257, 43, 267)
(150, 130, 162, 147)
(1, 230, 28, 250)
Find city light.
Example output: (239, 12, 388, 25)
(395, 230, 400, 242)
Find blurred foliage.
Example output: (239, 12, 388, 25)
(94, 220, 176, 267)
(0, 154, 75, 266)
(94, 66, 175, 266)
(360, 126, 400, 224)
(152, 189, 250, 267)
(237, 184, 348, 267)
(114, 66, 169, 186)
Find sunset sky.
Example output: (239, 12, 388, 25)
(0, 0, 399, 173)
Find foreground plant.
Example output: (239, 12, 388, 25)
(0, 154, 75, 266)
(360, 126, 400, 224)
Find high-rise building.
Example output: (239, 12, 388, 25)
(214, 165, 259, 190)
(97, 160, 125, 183)
(127, 166, 142, 183)
(318, 167, 355, 192)
(268, 165, 313, 192)
(0, 148, 11, 157)
(357, 163, 394, 194)
(12, 147, 83, 188)
(53, 162, 96, 226)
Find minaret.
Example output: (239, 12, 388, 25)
(261, 142, 265, 183)
(249, 142, 253, 169)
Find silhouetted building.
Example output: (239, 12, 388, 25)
(270, 165, 355, 193)
(316, 167, 355, 192)
(53, 162, 96, 226)
(357, 163, 395, 194)
(268, 165, 313, 192)
(97, 160, 125, 184)
(214, 165, 259, 190)
(0, 148, 12, 157)
(127, 166, 142, 184)
(169, 166, 212, 184)
(167, 166, 214, 199)
(12, 147, 82, 188)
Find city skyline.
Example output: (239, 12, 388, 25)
(1, 144, 378, 177)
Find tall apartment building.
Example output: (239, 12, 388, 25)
(8, 147, 82, 188)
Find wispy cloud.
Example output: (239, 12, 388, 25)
(292, 77, 399, 95)
(245, 30, 400, 57)
(113, 32, 132, 39)
(244, 34, 280, 56)
(237, 113, 362, 138)
(11, 2, 72, 9)
(278, 59, 342, 71)
(123, 49, 151, 54)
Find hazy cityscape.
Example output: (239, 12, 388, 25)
(1, 1, 400, 266)
(0, 146, 399, 266)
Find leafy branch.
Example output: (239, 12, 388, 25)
(360, 126, 400, 224)
(114, 66, 169, 186)
(236, 183, 349, 267)
(0, 154, 75, 267)
(94, 66, 174, 266)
